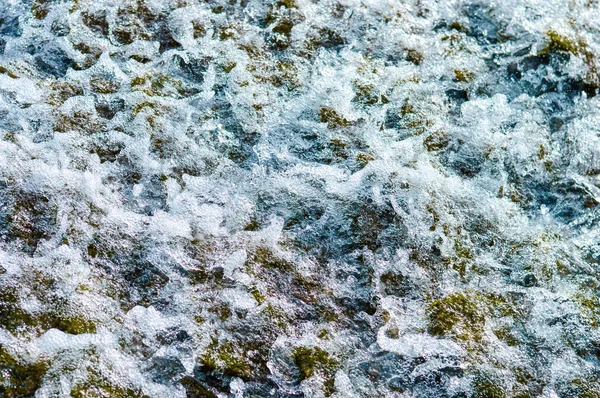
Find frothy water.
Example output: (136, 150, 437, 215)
(1, 0, 600, 396)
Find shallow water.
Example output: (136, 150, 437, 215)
(1, 0, 600, 396)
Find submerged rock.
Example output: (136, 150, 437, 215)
(1, 0, 600, 396)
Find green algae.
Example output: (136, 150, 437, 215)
(45, 80, 84, 106)
(179, 376, 217, 398)
(56, 316, 97, 335)
(356, 152, 375, 168)
(449, 21, 469, 34)
(542, 30, 582, 55)
(131, 74, 191, 98)
(353, 83, 380, 105)
(0, 282, 96, 335)
(406, 49, 424, 65)
(223, 62, 237, 73)
(200, 338, 254, 380)
(272, 20, 294, 36)
(380, 271, 408, 297)
(0, 66, 18, 79)
(249, 247, 295, 272)
(249, 286, 266, 305)
(423, 130, 449, 152)
(292, 346, 340, 396)
(385, 325, 400, 339)
(306, 28, 344, 51)
(131, 100, 168, 117)
(208, 302, 232, 321)
(270, 61, 300, 89)
(55, 111, 104, 134)
(454, 69, 475, 83)
(330, 138, 348, 160)
(565, 377, 600, 398)
(541, 30, 599, 95)
(427, 291, 485, 343)
(70, 371, 149, 398)
(0, 347, 49, 397)
(492, 326, 519, 346)
(472, 372, 507, 398)
(31, 0, 50, 20)
(89, 77, 120, 94)
(5, 192, 57, 251)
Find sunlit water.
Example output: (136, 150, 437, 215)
(1, 0, 600, 396)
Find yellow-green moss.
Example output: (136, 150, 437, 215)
(576, 293, 600, 327)
(0, 66, 18, 79)
(223, 62, 237, 73)
(426, 291, 485, 343)
(200, 338, 253, 379)
(316, 304, 339, 323)
(31, 0, 50, 19)
(249, 286, 265, 305)
(356, 153, 375, 168)
(427, 290, 521, 347)
(292, 346, 340, 396)
(454, 69, 475, 83)
(90, 77, 120, 94)
(493, 326, 519, 346)
(56, 316, 97, 335)
(0, 346, 49, 397)
(320, 107, 352, 128)
(131, 74, 190, 98)
(443, 238, 474, 277)
(330, 139, 348, 160)
(70, 371, 149, 398)
(261, 304, 289, 329)
(249, 247, 295, 272)
(472, 373, 507, 398)
(543, 30, 581, 55)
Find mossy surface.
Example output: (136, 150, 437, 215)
(0, 347, 49, 397)
(320, 107, 352, 128)
(70, 371, 149, 398)
(423, 130, 449, 152)
(427, 291, 486, 343)
(3, 0, 600, 396)
(200, 340, 252, 379)
(293, 346, 340, 396)
(472, 373, 507, 398)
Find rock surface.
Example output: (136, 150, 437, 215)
(1, 0, 600, 396)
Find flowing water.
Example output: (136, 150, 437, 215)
(1, 0, 600, 397)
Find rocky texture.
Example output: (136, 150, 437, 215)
(1, 0, 600, 396)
